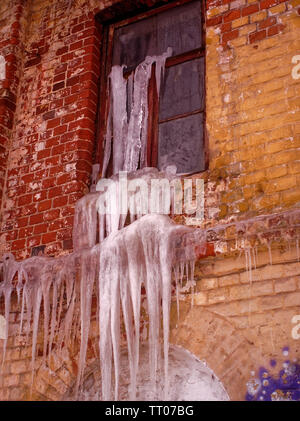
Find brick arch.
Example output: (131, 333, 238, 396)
(30, 345, 101, 401)
(169, 302, 268, 401)
(62, 359, 101, 401)
(29, 304, 267, 401)
(29, 349, 77, 401)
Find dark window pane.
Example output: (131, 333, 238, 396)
(157, 0, 202, 57)
(159, 57, 204, 121)
(158, 113, 204, 174)
(112, 16, 157, 70)
(112, 0, 202, 69)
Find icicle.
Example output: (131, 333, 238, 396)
(155, 48, 172, 97)
(99, 234, 115, 400)
(30, 279, 42, 393)
(102, 100, 112, 178)
(190, 260, 195, 307)
(76, 247, 98, 396)
(41, 266, 52, 360)
(110, 65, 128, 174)
(124, 58, 153, 171)
(0, 253, 18, 369)
(73, 193, 100, 251)
(97, 214, 193, 400)
(102, 50, 172, 175)
(254, 246, 258, 270)
(173, 264, 180, 322)
(123, 225, 144, 400)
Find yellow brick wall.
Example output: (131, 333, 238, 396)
(203, 1, 300, 225)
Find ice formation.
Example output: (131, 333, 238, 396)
(0, 51, 199, 400)
(102, 49, 172, 177)
(75, 345, 229, 401)
(0, 167, 197, 400)
(0, 212, 195, 400)
(1, 198, 298, 400)
(73, 166, 180, 250)
(1, 48, 296, 402)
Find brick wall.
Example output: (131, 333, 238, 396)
(0, 0, 102, 259)
(0, 0, 299, 401)
(203, 0, 300, 224)
(0, 0, 27, 232)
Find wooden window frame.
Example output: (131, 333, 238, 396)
(95, 0, 208, 176)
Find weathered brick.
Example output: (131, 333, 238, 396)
(259, 295, 283, 310)
(264, 175, 297, 193)
(284, 291, 300, 307)
(269, 3, 286, 14)
(260, 0, 277, 9)
(224, 9, 241, 22)
(232, 16, 249, 28)
(274, 278, 296, 293)
(267, 23, 285, 36)
(10, 360, 28, 374)
(207, 15, 223, 26)
(250, 10, 267, 22)
(249, 29, 267, 43)
(258, 16, 277, 29)
(0, 0, 299, 402)
(222, 28, 239, 42)
(250, 280, 273, 296)
(42, 232, 57, 243)
(242, 3, 259, 16)
(198, 278, 219, 290)
(229, 284, 250, 300)
(37, 200, 51, 212)
(208, 288, 229, 304)
(33, 223, 47, 235)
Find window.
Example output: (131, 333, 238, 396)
(96, 0, 206, 176)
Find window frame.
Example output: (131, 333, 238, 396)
(95, 0, 208, 176)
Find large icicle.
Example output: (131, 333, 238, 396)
(98, 214, 194, 400)
(102, 49, 172, 177)
(0, 253, 18, 368)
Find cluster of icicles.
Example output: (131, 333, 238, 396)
(0, 209, 196, 400)
(0, 51, 200, 400)
(102, 48, 172, 177)
(0, 167, 197, 400)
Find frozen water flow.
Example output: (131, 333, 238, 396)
(2, 50, 293, 401)
(0, 172, 195, 401)
(73, 166, 180, 251)
(103, 49, 172, 177)
(99, 214, 193, 400)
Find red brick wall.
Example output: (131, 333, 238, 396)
(0, 0, 27, 217)
(0, 1, 104, 259)
(207, 0, 289, 47)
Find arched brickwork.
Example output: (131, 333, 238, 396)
(169, 303, 269, 401)
(24, 304, 268, 401)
